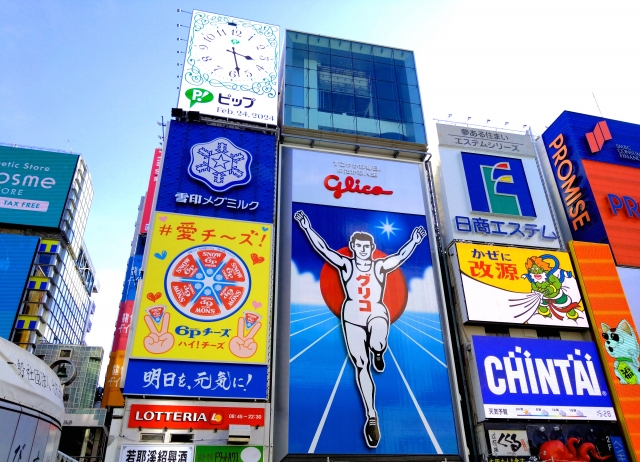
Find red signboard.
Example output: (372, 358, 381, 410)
(128, 404, 264, 429)
(140, 148, 163, 234)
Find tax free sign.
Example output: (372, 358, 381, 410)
(0, 146, 78, 228)
(472, 336, 614, 421)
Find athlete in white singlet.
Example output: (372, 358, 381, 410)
(294, 210, 426, 448)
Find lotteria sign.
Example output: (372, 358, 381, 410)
(128, 403, 264, 429)
(542, 111, 640, 266)
(473, 336, 614, 421)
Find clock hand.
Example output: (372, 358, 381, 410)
(226, 47, 240, 73)
(234, 51, 254, 61)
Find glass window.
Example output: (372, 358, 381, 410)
(285, 66, 306, 87)
(398, 84, 421, 105)
(308, 51, 331, 68)
(401, 103, 424, 124)
(287, 31, 308, 50)
(355, 97, 377, 118)
(395, 66, 418, 86)
(404, 123, 426, 144)
(375, 80, 398, 101)
(331, 74, 354, 95)
(286, 48, 307, 68)
(309, 109, 333, 131)
(284, 105, 307, 128)
(374, 62, 396, 82)
(331, 92, 355, 115)
(393, 49, 415, 68)
(332, 113, 356, 134)
(357, 117, 380, 138)
(317, 90, 332, 112)
(308, 35, 330, 54)
(379, 120, 404, 140)
(373, 46, 394, 64)
(378, 99, 401, 122)
(285, 85, 306, 107)
(352, 58, 374, 77)
(351, 42, 373, 61)
(330, 38, 351, 57)
(330, 55, 352, 70)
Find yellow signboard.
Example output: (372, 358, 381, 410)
(454, 242, 588, 327)
(131, 213, 272, 364)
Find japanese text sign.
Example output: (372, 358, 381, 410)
(472, 336, 614, 421)
(435, 123, 560, 249)
(486, 429, 530, 457)
(130, 212, 272, 364)
(0, 146, 78, 229)
(123, 359, 267, 399)
(140, 148, 163, 234)
(437, 124, 535, 157)
(128, 403, 264, 429)
(120, 446, 193, 462)
(450, 243, 588, 328)
(156, 121, 276, 224)
(195, 446, 263, 462)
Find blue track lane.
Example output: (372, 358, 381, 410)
(288, 304, 459, 455)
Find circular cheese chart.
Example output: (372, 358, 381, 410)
(165, 245, 251, 322)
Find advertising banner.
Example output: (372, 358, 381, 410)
(120, 446, 193, 462)
(0, 146, 78, 228)
(486, 429, 530, 457)
(102, 350, 126, 407)
(542, 112, 640, 261)
(130, 212, 272, 364)
(156, 121, 276, 224)
(195, 446, 263, 462)
(472, 336, 614, 421)
(436, 123, 560, 249)
(0, 234, 39, 339)
(128, 403, 264, 429)
(140, 148, 163, 234)
(451, 242, 588, 328)
(570, 242, 640, 460)
(280, 147, 460, 456)
(177, 10, 279, 125)
(123, 358, 267, 400)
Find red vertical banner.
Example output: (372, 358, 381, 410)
(140, 148, 163, 234)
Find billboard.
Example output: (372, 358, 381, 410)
(123, 358, 267, 399)
(0, 234, 39, 339)
(277, 147, 461, 457)
(195, 446, 263, 462)
(177, 10, 280, 125)
(436, 124, 561, 249)
(449, 242, 588, 328)
(542, 111, 640, 265)
(570, 242, 640, 460)
(120, 446, 193, 462)
(0, 146, 78, 228)
(129, 212, 272, 364)
(128, 403, 264, 429)
(472, 336, 614, 421)
(156, 121, 276, 224)
(140, 148, 163, 234)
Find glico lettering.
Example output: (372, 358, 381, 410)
(323, 174, 393, 199)
(547, 135, 590, 231)
(484, 346, 602, 397)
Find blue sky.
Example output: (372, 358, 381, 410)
(2, 0, 640, 383)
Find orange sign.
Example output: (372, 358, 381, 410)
(569, 241, 639, 461)
(102, 351, 126, 407)
(582, 159, 640, 267)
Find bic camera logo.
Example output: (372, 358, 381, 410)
(461, 152, 536, 218)
(585, 120, 612, 154)
(188, 138, 252, 193)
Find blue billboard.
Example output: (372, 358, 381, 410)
(473, 336, 614, 421)
(155, 121, 276, 224)
(123, 358, 267, 400)
(0, 234, 39, 339)
(277, 147, 461, 458)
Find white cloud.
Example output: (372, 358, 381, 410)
(290, 262, 325, 306)
(405, 267, 440, 313)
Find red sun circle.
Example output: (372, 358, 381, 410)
(318, 247, 408, 324)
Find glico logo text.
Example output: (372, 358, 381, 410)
(461, 152, 536, 217)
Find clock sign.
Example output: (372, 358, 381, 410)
(178, 10, 280, 125)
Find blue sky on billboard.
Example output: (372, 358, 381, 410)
(2, 1, 640, 383)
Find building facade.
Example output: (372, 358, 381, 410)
(0, 143, 99, 352)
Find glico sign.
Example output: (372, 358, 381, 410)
(542, 111, 640, 267)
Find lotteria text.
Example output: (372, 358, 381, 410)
(324, 174, 393, 199)
(133, 410, 221, 424)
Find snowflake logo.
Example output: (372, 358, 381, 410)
(188, 137, 252, 192)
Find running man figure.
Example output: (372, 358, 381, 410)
(294, 210, 426, 448)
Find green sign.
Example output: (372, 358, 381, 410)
(194, 446, 262, 462)
(0, 146, 78, 228)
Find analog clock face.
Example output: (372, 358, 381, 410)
(178, 11, 280, 124)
